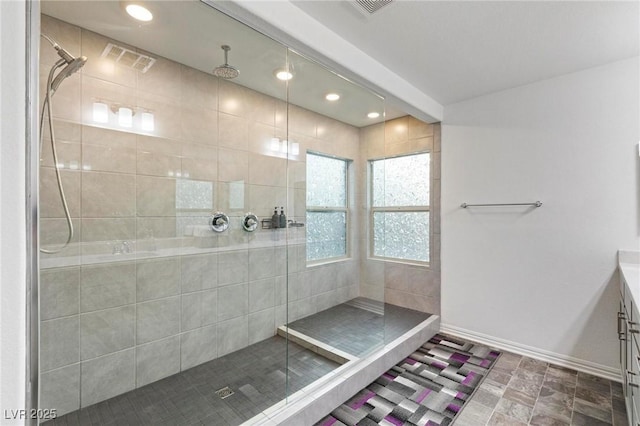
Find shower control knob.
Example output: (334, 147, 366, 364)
(242, 213, 259, 232)
(210, 212, 229, 233)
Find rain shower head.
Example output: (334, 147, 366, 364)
(212, 45, 239, 79)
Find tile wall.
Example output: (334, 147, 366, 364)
(39, 15, 360, 415)
(358, 117, 441, 314)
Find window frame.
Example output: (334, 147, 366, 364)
(305, 151, 351, 265)
(368, 151, 431, 266)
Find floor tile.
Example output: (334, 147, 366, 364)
(571, 411, 611, 426)
(494, 397, 533, 423)
(488, 411, 528, 426)
(519, 358, 549, 375)
(573, 399, 612, 424)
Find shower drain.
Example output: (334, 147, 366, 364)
(215, 386, 234, 399)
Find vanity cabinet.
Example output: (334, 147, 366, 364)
(619, 273, 640, 426)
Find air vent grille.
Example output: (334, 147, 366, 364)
(354, 0, 394, 15)
(101, 43, 156, 73)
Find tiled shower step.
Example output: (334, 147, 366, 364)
(243, 314, 441, 426)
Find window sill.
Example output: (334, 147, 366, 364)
(367, 256, 430, 269)
(306, 256, 352, 269)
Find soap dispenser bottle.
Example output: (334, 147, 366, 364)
(271, 207, 279, 229)
(279, 207, 287, 228)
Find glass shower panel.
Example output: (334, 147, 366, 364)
(38, 2, 292, 423)
(285, 48, 387, 400)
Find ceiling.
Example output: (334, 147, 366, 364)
(40, 0, 399, 128)
(42, 1, 639, 124)
(292, 0, 640, 105)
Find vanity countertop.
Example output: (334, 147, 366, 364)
(619, 250, 640, 306)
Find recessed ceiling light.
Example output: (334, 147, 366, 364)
(125, 4, 153, 22)
(275, 69, 293, 81)
(325, 93, 340, 101)
(367, 112, 380, 119)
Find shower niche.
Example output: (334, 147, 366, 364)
(37, 1, 440, 424)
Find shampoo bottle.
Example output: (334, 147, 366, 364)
(271, 207, 279, 229)
(279, 207, 287, 228)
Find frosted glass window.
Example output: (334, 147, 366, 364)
(372, 153, 429, 207)
(306, 152, 349, 262)
(370, 152, 430, 264)
(373, 212, 429, 262)
(307, 154, 346, 207)
(306, 212, 347, 261)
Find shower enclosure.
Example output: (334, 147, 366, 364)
(36, 1, 440, 424)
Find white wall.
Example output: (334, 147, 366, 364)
(0, 0, 28, 424)
(441, 57, 640, 377)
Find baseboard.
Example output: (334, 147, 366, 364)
(440, 323, 622, 383)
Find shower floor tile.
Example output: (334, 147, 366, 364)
(286, 299, 432, 357)
(43, 336, 339, 426)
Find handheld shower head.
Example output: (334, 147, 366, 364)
(51, 56, 87, 93)
(213, 45, 239, 79)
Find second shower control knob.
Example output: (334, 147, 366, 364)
(242, 213, 259, 232)
(210, 212, 229, 233)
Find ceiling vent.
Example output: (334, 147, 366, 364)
(352, 0, 394, 15)
(101, 43, 156, 73)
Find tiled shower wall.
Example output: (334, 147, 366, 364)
(358, 117, 441, 314)
(39, 15, 359, 415)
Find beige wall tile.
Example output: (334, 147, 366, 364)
(217, 181, 249, 215)
(137, 55, 182, 101)
(288, 105, 317, 138)
(137, 134, 181, 178)
(408, 116, 434, 140)
(82, 172, 135, 217)
(180, 65, 218, 110)
(217, 316, 248, 357)
(136, 296, 181, 345)
(180, 324, 218, 370)
(80, 349, 135, 407)
(81, 217, 136, 243)
(40, 218, 81, 259)
(248, 152, 287, 187)
(136, 175, 177, 217)
(218, 79, 248, 117)
(82, 125, 136, 148)
(385, 117, 409, 145)
(40, 168, 81, 218)
(136, 90, 183, 141)
(217, 148, 248, 183)
(248, 184, 287, 218)
(181, 107, 218, 146)
(136, 257, 181, 302)
(136, 336, 180, 387)
(82, 143, 136, 174)
(41, 316, 79, 371)
(80, 306, 135, 360)
(40, 364, 80, 417)
(181, 253, 217, 293)
(218, 112, 249, 150)
(81, 262, 136, 312)
(41, 267, 80, 320)
(245, 88, 276, 126)
(136, 217, 177, 240)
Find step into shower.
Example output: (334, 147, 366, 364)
(247, 300, 440, 426)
